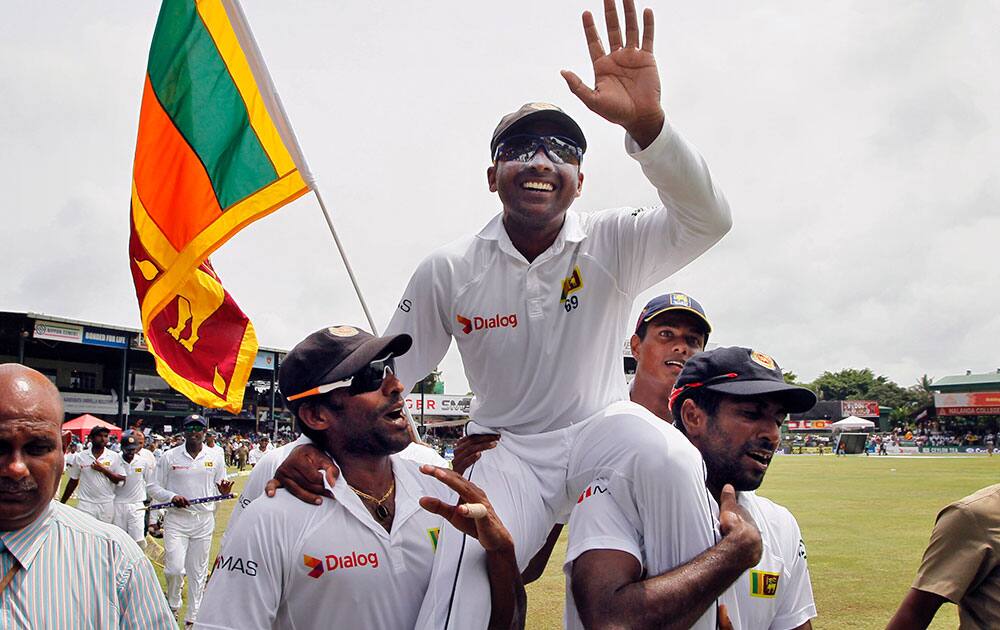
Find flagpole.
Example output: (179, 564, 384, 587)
(311, 187, 379, 334)
(310, 186, 424, 443)
(225, 0, 423, 442)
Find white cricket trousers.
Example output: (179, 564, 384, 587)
(414, 400, 722, 629)
(163, 509, 215, 623)
(113, 501, 146, 546)
(76, 499, 114, 523)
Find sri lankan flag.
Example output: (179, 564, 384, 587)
(129, 0, 310, 413)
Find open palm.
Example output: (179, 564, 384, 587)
(562, 0, 664, 148)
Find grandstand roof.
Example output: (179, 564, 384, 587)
(932, 370, 1000, 393)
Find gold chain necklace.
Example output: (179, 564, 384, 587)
(348, 480, 395, 520)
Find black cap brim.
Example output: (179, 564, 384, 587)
(705, 381, 817, 413)
(311, 333, 412, 387)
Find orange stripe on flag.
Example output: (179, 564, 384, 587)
(133, 75, 223, 251)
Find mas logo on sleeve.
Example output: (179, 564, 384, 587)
(576, 478, 609, 504)
(749, 570, 780, 598)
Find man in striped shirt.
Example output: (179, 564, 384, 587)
(0, 363, 174, 628)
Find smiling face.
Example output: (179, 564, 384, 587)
(631, 311, 707, 393)
(487, 121, 584, 232)
(684, 394, 785, 494)
(0, 364, 65, 530)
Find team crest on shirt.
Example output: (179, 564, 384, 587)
(559, 266, 583, 302)
(427, 527, 440, 552)
(749, 570, 780, 598)
(204, 461, 214, 468)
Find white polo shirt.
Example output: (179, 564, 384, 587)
(386, 123, 731, 435)
(66, 446, 126, 504)
(114, 451, 155, 504)
(197, 454, 455, 629)
(563, 480, 815, 629)
(717, 492, 816, 630)
(248, 444, 272, 466)
(227, 436, 450, 538)
(148, 444, 228, 513)
(563, 419, 736, 630)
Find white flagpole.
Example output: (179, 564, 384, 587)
(224, 0, 423, 441)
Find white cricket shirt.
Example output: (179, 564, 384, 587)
(718, 492, 817, 629)
(66, 446, 125, 504)
(197, 455, 455, 630)
(227, 436, 450, 537)
(248, 444, 271, 466)
(147, 444, 228, 513)
(386, 123, 731, 435)
(114, 452, 154, 504)
(562, 418, 735, 630)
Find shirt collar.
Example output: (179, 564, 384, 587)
(477, 211, 587, 261)
(0, 501, 56, 570)
(322, 454, 425, 539)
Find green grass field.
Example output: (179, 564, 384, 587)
(67, 455, 997, 628)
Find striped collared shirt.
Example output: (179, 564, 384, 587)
(0, 501, 174, 629)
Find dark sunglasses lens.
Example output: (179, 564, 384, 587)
(348, 357, 395, 395)
(544, 136, 582, 165)
(495, 135, 581, 165)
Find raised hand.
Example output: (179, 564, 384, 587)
(561, 0, 664, 148)
(418, 465, 514, 554)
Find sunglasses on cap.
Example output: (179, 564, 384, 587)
(493, 134, 584, 166)
(668, 372, 738, 411)
(286, 355, 397, 402)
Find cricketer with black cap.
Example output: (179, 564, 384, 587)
(566, 346, 819, 629)
(112, 430, 154, 549)
(197, 326, 525, 630)
(269, 2, 733, 627)
(148, 413, 231, 625)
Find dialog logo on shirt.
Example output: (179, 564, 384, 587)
(455, 313, 518, 335)
(749, 570, 780, 598)
(304, 551, 380, 578)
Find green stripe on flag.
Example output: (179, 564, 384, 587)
(146, 0, 277, 209)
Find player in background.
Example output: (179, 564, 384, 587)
(148, 414, 231, 626)
(60, 425, 126, 523)
(112, 430, 154, 549)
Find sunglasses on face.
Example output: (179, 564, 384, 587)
(493, 134, 584, 166)
(287, 355, 397, 402)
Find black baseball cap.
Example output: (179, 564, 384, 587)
(669, 346, 817, 414)
(490, 102, 587, 156)
(279, 326, 412, 405)
(635, 292, 711, 341)
(120, 431, 141, 451)
(183, 414, 208, 429)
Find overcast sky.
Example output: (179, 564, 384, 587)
(2, 1, 998, 395)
